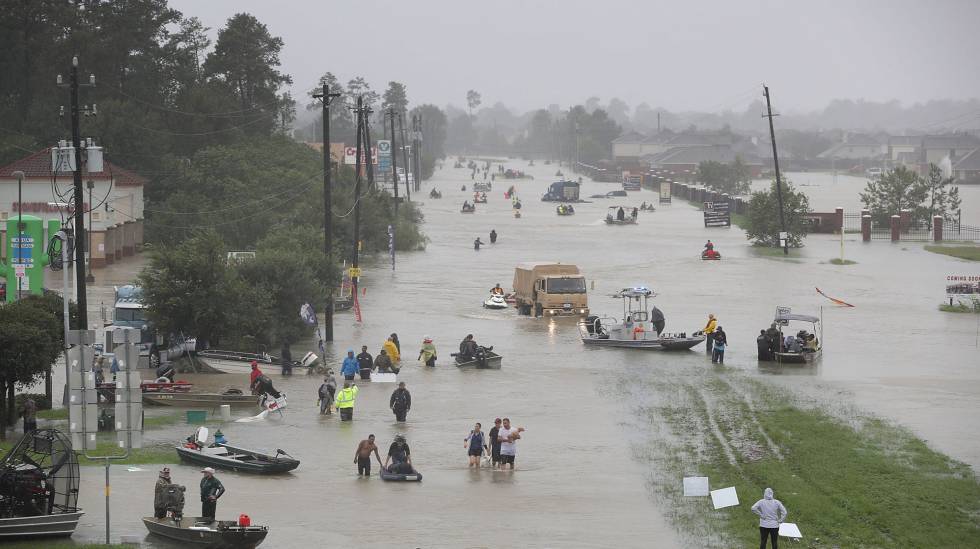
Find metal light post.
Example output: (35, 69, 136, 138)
(14, 170, 24, 300)
(85, 180, 94, 283)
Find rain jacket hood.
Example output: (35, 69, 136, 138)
(751, 487, 787, 529)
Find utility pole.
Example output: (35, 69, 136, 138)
(385, 108, 400, 215)
(398, 112, 412, 201)
(351, 96, 365, 300)
(312, 83, 340, 341)
(763, 84, 788, 255)
(364, 105, 375, 189)
(85, 180, 94, 283)
(57, 55, 95, 328)
(413, 115, 422, 191)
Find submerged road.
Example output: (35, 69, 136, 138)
(56, 158, 978, 547)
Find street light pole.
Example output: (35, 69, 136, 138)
(14, 170, 24, 301)
(85, 180, 94, 283)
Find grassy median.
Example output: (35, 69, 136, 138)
(628, 373, 980, 548)
(925, 245, 980, 261)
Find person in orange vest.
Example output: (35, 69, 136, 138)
(703, 314, 718, 355)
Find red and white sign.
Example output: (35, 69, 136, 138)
(343, 147, 379, 166)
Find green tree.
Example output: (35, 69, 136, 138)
(698, 159, 751, 195)
(745, 179, 811, 247)
(923, 164, 962, 221)
(0, 300, 63, 439)
(859, 166, 928, 225)
(382, 81, 409, 113)
(466, 90, 482, 116)
(410, 104, 448, 179)
(203, 13, 294, 133)
(138, 230, 254, 348)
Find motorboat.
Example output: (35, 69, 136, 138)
(483, 293, 508, 309)
(144, 391, 259, 407)
(473, 192, 488, 203)
(142, 517, 268, 548)
(770, 308, 823, 364)
(556, 204, 575, 216)
(701, 249, 721, 260)
(196, 349, 276, 364)
(461, 203, 476, 213)
(0, 429, 84, 540)
(428, 189, 442, 199)
(578, 287, 705, 350)
(604, 206, 638, 225)
(176, 427, 300, 475)
(452, 347, 502, 369)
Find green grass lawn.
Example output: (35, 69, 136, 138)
(925, 245, 980, 261)
(633, 374, 980, 548)
(939, 302, 980, 314)
(829, 257, 857, 265)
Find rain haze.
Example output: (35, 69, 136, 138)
(170, 0, 980, 112)
(1, 1, 980, 548)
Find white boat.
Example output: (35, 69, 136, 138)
(578, 287, 705, 350)
(769, 308, 823, 364)
(483, 293, 508, 309)
(200, 359, 298, 376)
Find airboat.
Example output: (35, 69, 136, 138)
(0, 429, 84, 539)
(578, 287, 705, 350)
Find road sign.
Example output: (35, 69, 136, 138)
(377, 140, 391, 156)
(348, 267, 362, 278)
(344, 147, 379, 165)
(14, 264, 26, 278)
(344, 147, 357, 165)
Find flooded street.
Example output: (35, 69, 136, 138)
(53, 159, 979, 547)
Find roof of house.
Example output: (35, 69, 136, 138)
(923, 134, 980, 150)
(817, 141, 884, 158)
(663, 131, 734, 147)
(612, 131, 647, 145)
(953, 147, 980, 171)
(645, 144, 761, 166)
(889, 135, 921, 146)
(0, 148, 147, 186)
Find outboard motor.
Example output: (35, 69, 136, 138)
(584, 315, 600, 335)
(164, 484, 186, 520)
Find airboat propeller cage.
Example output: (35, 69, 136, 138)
(0, 429, 81, 517)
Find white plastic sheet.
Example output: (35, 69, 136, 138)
(779, 523, 802, 538)
(683, 477, 710, 496)
(710, 486, 739, 509)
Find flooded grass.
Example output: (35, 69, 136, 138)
(632, 371, 980, 548)
(925, 245, 980, 261)
(828, 258, 857, 265)
(939, 302, 980, 314)
(77, 441, 174, 465)
(37, 408, 69, 420)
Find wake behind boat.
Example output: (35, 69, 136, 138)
(579, 288, 705, 350)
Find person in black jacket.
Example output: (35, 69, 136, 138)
(356, 346, 373, 380)
(389, 382, 411, 422)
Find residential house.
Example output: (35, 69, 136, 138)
(952, 147, 980, 182)
(817, 133, 886, 161)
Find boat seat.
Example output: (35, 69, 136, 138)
(202, 447, 228, 455)
(222, 454, 246, 459)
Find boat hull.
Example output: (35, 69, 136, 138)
(581, 335, 705, 350)
(145, 393, 258, 407)
(774, 350, 821, 364)
(381, 471, 422, 482)
(604, 219, 637, 225)
(175, 444, 299, 474)
(454, 351, 503, 369)
(0, 511, 84, 539)
(143, 517, 268, 549)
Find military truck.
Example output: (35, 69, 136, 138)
(512, 262, 588, 317)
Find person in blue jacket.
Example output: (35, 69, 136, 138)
(341, 349, 359, 381)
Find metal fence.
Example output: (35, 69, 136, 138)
(943, 221, 980, 242)
(843, 213, 863, 232)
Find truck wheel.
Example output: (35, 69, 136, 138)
(534, 303, 543, 317)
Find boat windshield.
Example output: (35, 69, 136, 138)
(546, 277, 586, 294)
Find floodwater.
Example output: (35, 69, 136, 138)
(39, 158, 980, 548)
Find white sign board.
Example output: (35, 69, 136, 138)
(710, 486, 739, 509)
(377, 140, 391, 156)
(779, 523, 802, 538)
(683, 477, 710, 496)
(344, 147, 357, 165)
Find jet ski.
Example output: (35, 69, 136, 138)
(483, 293, 508, 309)
(701, 249, 721, 260)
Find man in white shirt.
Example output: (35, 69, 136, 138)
(497, 418, 525, 470)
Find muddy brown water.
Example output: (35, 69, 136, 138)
(37, 159, 980, 547)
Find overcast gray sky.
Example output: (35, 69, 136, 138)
(169, 0, 980, 114)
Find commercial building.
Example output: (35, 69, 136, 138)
(0, 148, 145, 269)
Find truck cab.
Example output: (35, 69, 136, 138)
(106, 285, 157, 365)
(513, 262, 589, 317)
